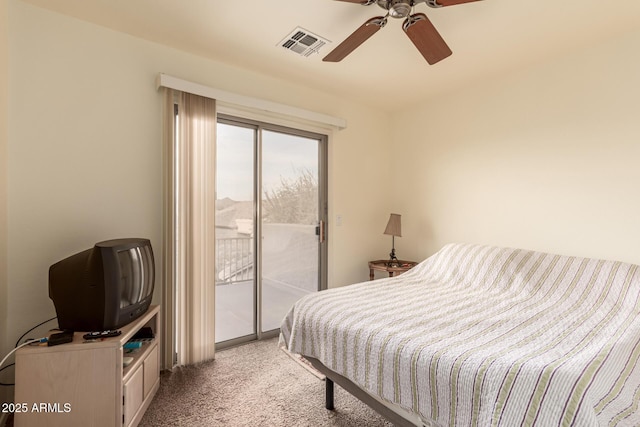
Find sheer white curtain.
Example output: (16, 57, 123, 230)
(162, 89, 216, 367)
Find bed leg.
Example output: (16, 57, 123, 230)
(325, 377, 335, 410)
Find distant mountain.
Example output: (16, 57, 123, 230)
(216, 198, 254, 229)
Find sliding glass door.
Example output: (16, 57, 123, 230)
(214, 116, 327, 346)
(260, 130, 323, 332)
(214, 122, 256, 342)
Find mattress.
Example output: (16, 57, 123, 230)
(280, 243, 640, 426)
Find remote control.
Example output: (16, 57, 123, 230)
(83, 330, 122, 340)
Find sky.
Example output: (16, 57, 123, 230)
(216, 123, 319, 202)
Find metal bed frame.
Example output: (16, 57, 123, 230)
(306, 357, 420, 427)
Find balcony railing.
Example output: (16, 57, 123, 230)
(215, 236, 253, 285)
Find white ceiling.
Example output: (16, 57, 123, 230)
(20, 0, 640, 112)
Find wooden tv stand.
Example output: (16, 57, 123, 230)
(14, 305, 161, 427)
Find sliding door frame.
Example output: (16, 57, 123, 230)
(216, 114, 328, 349)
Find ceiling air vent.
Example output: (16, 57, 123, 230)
(279, 27, 329, 57)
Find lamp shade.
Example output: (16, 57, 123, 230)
(383, 214, 402, 237)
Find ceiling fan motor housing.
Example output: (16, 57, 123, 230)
(378, 0, 412, 18)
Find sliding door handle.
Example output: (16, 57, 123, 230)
(316, 220, 326, 243)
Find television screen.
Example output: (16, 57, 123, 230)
(49, 238, 155, 332)
(117, 244, 154, 308)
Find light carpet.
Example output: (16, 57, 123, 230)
(139, 338, 393, 426)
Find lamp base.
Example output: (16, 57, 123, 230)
(387, 248, 399, 268)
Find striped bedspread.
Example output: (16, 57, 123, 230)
(279, 243, 640, 426)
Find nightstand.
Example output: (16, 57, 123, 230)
(368, 260, 417, 280)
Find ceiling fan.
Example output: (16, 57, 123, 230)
(324, 0, 482, 65)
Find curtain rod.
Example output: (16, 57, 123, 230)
(156, 73, 347, 130)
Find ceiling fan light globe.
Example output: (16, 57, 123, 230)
(390, 4, 411, 18)
(378, 0, 412, 18)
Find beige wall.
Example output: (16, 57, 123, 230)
(392, 27, 640, 266)
(4, 0, 393, 394)
(11, 0, 640, 406)
(0, 0, 8, 407)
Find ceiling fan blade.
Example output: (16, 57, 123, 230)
(403, 13, 452, 65)
(323, 17, 386, 62)
(332, 0, 374, 3)
(428, 0, 483, 6)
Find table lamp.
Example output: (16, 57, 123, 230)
(384, 213, 402, 267)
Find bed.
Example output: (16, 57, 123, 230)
(279, 243, 640, 426)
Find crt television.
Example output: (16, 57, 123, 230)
(49, 238, 155, 332)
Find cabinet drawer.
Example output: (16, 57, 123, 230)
(143, 344, 159, 398)
(123, 365, 144, 427)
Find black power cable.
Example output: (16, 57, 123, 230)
(14, 316, 57, 348)
(0, 363, 15, 386)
